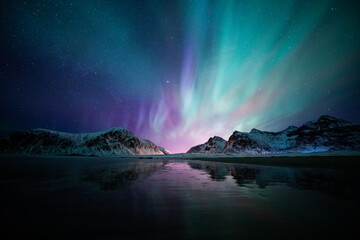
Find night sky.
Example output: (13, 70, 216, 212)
(1, 0, 360, 153)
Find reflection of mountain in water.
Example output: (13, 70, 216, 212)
(189, 162, 229, 181)
(82, 161, 166, 191)
(187, 161, 360, 197)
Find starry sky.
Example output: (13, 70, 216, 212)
(1, 0, 360, 153)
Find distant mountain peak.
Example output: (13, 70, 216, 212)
(316, 115, 351, 124)
(281, 125, 298, 133)
(318, 115, 337, 121)
(303, 115, 352, 131)
(187, 136, 226, 154)
(209, 136, 225, 141)
(250, 128, 262, 134)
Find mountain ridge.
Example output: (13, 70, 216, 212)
(188, 115, 360, 154)
(0, 127, 166, 156)
(1, 115, 359, 156)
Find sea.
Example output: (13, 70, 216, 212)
(1, 155, 359, 239)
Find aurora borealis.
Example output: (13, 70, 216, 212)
(1, 0, 360, 153)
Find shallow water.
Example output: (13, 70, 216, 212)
(1, 156, 359, 239)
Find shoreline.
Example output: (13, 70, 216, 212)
(182, 155, 360, 169)
(1, 152, 360, 169)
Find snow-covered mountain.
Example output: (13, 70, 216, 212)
(1, 115, 358, 156)
(223, 115, 360, 154)
(188, 115, 360, 154)
(187, 136, 227, 153)
(0, 127, 165, 156)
